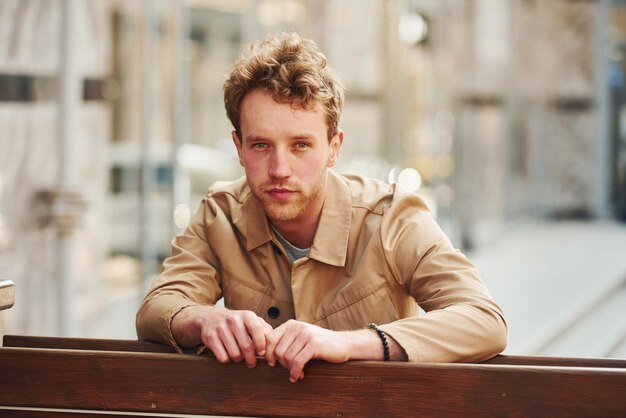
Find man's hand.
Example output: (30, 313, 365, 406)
(265, 320, 353, 383)
(265, 320, 409, 382)
(171, 305, 272, 368)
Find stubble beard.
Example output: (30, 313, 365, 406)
(251, 169, 327, 223)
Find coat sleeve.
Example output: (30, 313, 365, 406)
(377, 194, 507, 362)
(135, 197, 223, 352)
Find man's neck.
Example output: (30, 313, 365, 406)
(272, 218, 317, 249)
(271, 189, 326, 249)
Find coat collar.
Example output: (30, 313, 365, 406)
(239, 187, 273, 252)
(308, 170, 351, 267)
(239, 170, 352, 267)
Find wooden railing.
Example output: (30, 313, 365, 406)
(0, 335, 625, 417)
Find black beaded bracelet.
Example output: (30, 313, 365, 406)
(368, 323, 390, 361)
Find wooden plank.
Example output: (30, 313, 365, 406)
(6, 335, 626, 369)
(482, 354, 626, 368)
(0, 347, 624, 418)
(0, 280, 14, 311)
(2, 335, 174, 353)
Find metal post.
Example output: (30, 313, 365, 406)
(140, 0, 157, 291)
(170, 1, 190, 235)
(57, 0, 81, 336)
(594, 0, 612, 218)
(383, 1, 402, 166)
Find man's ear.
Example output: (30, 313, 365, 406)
(232, 131, 244, 167)
(327, 129, 344, 167)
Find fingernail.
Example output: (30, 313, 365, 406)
(258, 350, 266, 356)
(247, 363, 256, 369)
(289, 377, 297, 383)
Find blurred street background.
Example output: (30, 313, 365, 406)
(0, 0, 625, 358)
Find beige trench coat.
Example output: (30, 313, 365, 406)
(136, 171, 507, 362)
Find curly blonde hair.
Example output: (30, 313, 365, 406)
(224, 32, 345, 141)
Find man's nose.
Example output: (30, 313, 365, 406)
(268, 149, 292, 179)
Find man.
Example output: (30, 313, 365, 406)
(136, 33, 507, 383)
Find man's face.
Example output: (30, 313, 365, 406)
(233, 89, 342, 224)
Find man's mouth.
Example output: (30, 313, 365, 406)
(266, 188, 295, 201)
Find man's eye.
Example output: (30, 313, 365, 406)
(295, 142, 309, 149)
(252, 143, 267, 150)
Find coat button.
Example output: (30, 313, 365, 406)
(271, 243, 282, 256)
(268, 306, 280, 319)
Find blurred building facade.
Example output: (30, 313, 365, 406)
(1, 0, 625, 354)
(0, 0, 112, 336)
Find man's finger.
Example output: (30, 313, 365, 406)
(205, 337, 230, 364)
(265, 326, 287, 367)
(217, 325, 244, 363)
(260, 318, 273, 335)
(273, 329, 299, 369)
(289, 344, 313, 383)
(243, 316, 269, 357)
(282, 334, 307, 370)
(233, 325, 258, 368)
